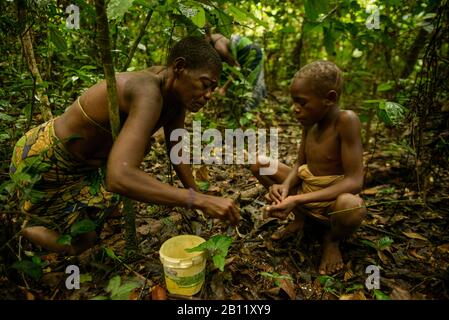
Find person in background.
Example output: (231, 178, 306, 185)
(206, 28, 267, 112)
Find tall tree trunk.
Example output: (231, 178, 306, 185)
(94, 0, 137, 254)
(122, 9, 153, 72)
(18, 1, 52, 121)
(400, 28, 428, 79)
(292, 21, 304, 69)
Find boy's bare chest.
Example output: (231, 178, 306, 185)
(304, 126, 341, 163)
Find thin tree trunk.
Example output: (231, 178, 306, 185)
(400, 28, 428, 79)
(94, 0, 137, 254)
(122, 9, 153, 72)
(292, 22, 304, 69)
(18, 3, 52, 121)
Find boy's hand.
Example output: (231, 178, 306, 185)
(202, 195, 240, 226)
(266, 184, 289, 204)
(265, 196, 297, 219)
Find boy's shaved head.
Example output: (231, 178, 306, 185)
(168, 36, 222, 72)
(294, 60, 343, 100)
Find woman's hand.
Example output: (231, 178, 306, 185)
(201, 195, 240, 226)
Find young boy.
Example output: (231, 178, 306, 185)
(10, 36, 240, 255)
(250, 61, 366, 275)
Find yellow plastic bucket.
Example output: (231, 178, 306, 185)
(159, 235, 206, 296)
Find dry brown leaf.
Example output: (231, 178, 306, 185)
(41, 272, 64, 288)
(339, 291, 367, 300)
(437, 243, 449, 254)
(137, 224, 151, 236)
(278, 272, 296, 300)
(361, 186, 384, 195)
(240, 185, 265, 199)
(195, 165, 210, 181)
(402, 231, 429, 241)
(408, 248, 425, 260)
(343, 270, 354, 282)
(41, 253, 59, 263)
(129, 291, 140, 300)
(153, 128, 165, 144)
(390, 214, 408, 224)
(151, 285, 167, 300)
(210, 273, 225, 299)
(207, 185, 222, 193)
(390, 286, 412, 300)
(372, 214, 390, 225)
(377, 250, 390, 264)
(26, 291, 35, 300)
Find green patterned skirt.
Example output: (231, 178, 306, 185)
(9, 118, 120, 234)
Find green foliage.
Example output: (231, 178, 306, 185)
(92, 275, 142, 300)
(197, 180, 210, 192)
(104, 246, 120, 261)
(185, 234, 233, 271)
(107, 0, 135, 21)
(70, 219, 97, 236)
(317, 275, 345, 296)
(373, 289, 391, 300)
(377, 101, 406, 127)
(361, 236, 394, 251)
(11, 260, 43, 281)
(259, 272, 293, 287)
(11, 254, 49, 281)
(56, 219, 97, 245)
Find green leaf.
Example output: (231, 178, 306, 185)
(227, 5, 248, 22)
(360, 239, 377, 250)
(304, 0, 318, 21)
(57, 234, 72, 245)
(12, 260, 43, 280)
(107, 0, 134, 21)
(373, 289, 391, 300)
(103, 246, 119, 260)
(280, 26, 295, 33)
(0, 113, 14, 122)
(49, 28, 67, 52)
(377, 82, 394, 92)
(80, 274, 92, 283)
(377, 101, 406, 126)
(212, 255, 226, 272)
(0, 133, 10, 142)
(23, 103, 32, 120)
(318, 275, 334, 285)
(377, 236, 394, 251)
(323, 27, 336, 56)
(70, 219, 96, 236)
(345, 284, 364, 293)
(303, 22, 323, 33)
(106, 275, 121, 294)
(245, 10, 269, 28)
(186, 235, 233, 272)
(190, 6, 206, 28)
(111, 281, 141, 300)
(90, 295, 109, 300)
(197, 180, 209, 191)
(215, 9, 233, 37)
(31, 256, 43, 266)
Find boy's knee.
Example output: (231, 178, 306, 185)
(331, 193, 366, 228)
